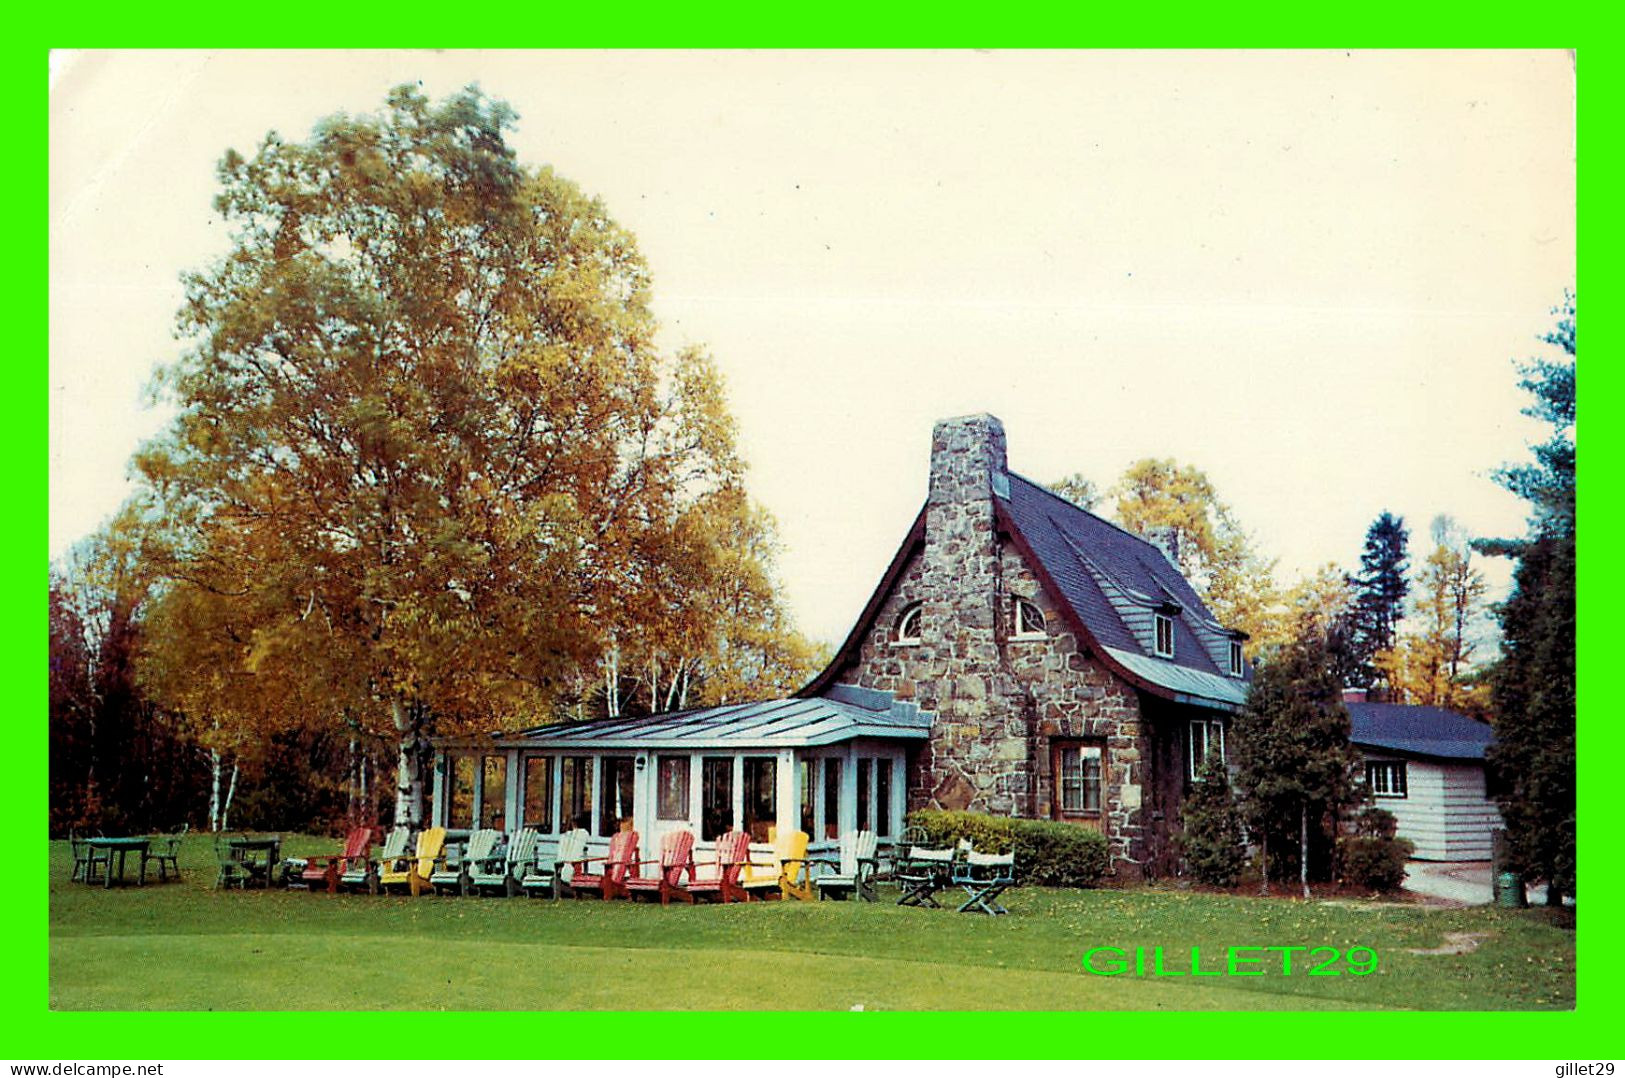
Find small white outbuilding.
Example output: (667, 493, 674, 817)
(1347, 699, 1503, 862)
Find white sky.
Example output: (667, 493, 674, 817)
(49, 49, 1575, 647)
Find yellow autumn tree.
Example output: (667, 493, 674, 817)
(1110, 458, 1285, 649)
(135, 86, 806, 826)
(1373, 516, 1490, 711)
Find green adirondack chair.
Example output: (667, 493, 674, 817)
(521, 828, 590, 899)
(342, 825, 408, 892)
(811, 830, 880, 902)
(468, 827, 538, 897)
(431, 828, 501, 895)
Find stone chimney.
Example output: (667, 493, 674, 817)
(913, 414, 1021, 813)
(928, 413, 1009, 509)
(1145, 525, 1181, 568)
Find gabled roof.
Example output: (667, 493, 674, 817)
(468, 685, 931, 751)
(1347, 702, 1495, 761)
(803, 469, 1250, 711)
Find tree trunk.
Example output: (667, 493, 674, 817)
(1259, 829, 1269, 895)
(208, 747, 222, 832)
(1300, 804, 1311, 899)
(392, 696, 424, 828)
(221, 761, 238, 832)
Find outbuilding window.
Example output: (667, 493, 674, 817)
(1367, 761, 1408, 798)
(1154, 613, 1175, 657)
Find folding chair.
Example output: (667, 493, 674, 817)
(952, 849, 1015, 915)
(895, 845, 954, 908)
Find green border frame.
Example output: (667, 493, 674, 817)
(24, 26, 1610, 1060)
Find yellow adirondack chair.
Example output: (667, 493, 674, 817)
(739, 828, 811, 901)
(374, 827, 446, 897)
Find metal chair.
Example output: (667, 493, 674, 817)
(952, 849, 1016, 915)
(70, 833, 109, 884)
(896, 845, 955, 908)
(143, 825, 187, 882)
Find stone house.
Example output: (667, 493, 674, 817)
(430, 413, 1249, 877)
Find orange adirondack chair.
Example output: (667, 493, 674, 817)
(687, 829, 753, 903)
(291, 826, 374, 894)
(624, 829, 696, 905)
(570, 830, 639, 900)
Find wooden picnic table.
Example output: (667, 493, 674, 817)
(86, 836, 150, 889)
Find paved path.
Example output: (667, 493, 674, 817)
(1402, 860, 1560, 906)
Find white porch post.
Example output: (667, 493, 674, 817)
(689, 754, 704, 837)
(430, 753, 446, 828)
(634, 751, 654, 843)
(842, 742, 859, 837)
(506, 750, 522, 833)
(776, 748, 797, 841)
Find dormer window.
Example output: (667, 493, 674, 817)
(1154, 613, 1174, 658)
(1229, 640, 1244, 676)
(1014, 598, 1046, 638)
(895, 603, 923, 645)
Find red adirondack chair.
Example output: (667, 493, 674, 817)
(292, 826, 374, 894)
(687, 829, 753, 904)
(570, 830, 639, 900)
(624, 829, 697, 905)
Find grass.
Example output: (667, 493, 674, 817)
(48, 834, 1575, 1011)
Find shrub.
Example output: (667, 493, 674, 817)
(1176, 756, 1247, 886)
(905, 809, 1109, 887)
(1337, 835, 1415, 891)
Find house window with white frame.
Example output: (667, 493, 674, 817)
(1188, 719, 1225, 781)
(1229, 640, 1244, 676)
(895, 603, 923, 645)
(1154, 612, 1175, 657)
(1367, 760, 1408, 798)
(1014, 598, 1047, 638)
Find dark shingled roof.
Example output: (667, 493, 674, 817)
(1347, 702, 1495, 761)
(804, 465, 1250, 711)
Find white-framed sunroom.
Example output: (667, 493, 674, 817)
(428, 686, 930, 865)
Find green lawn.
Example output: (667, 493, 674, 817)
(48, 835, 1574, 1011)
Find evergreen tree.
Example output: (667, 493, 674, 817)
(1230, 632, 1360, 896)
(1474, 293, 1576, 903)
(1177, 755, 1246, 886)
(1348, 511, 1410, 689)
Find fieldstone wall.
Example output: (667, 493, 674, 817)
(829, 413, 1153, 873)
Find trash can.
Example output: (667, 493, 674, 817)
(1495, 870, 1528, 908)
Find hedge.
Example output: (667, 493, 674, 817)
(904, 809, 1110, 887)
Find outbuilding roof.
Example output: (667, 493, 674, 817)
(1347, 702, 1495, 761)
(479, 685, 931, 751)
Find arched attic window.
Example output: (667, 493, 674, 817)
(895, 603, 923, 645)
(1013, 598, 1047, 638)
